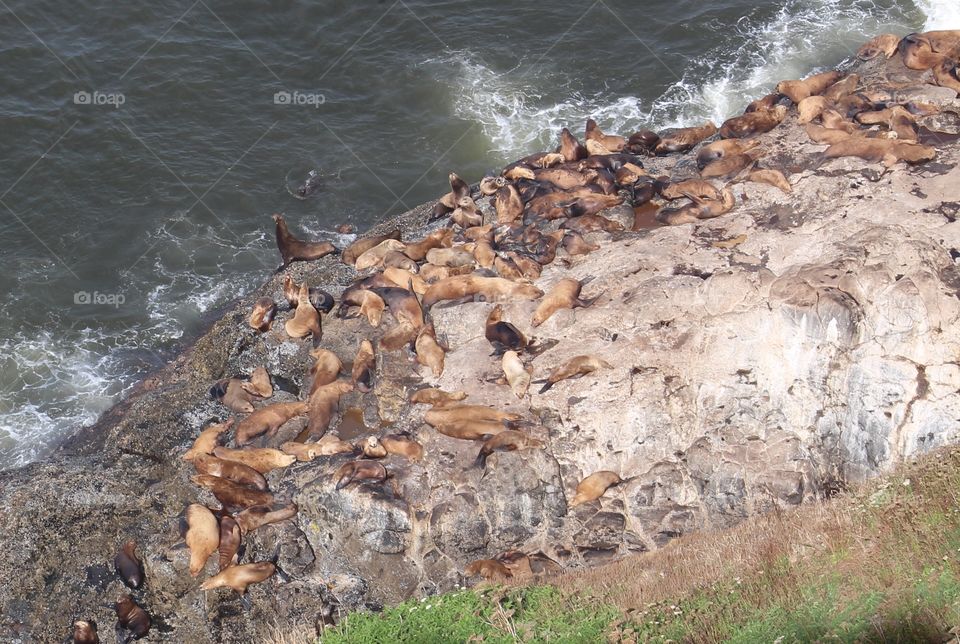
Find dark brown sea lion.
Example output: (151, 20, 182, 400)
(334, 460, 389, 490)
(272, 214, 336, 271)
(218, 516, 241, 571)
(282, 275, 335, 314)
(695, 138, 761, 169)
(114, 540, 144, 589)
(718, 105, 787, 138)
(72, 620, 99, 644)
(200, 562, 276, 593)
(191, 474, 275, 511)
(485, 304, 528, 355)
(654, 122, 717, 154)
(194, 454, 269, 491)
(115, 595, 150, 639)
(559, 127, 588, 162)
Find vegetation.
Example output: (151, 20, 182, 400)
(274, 447, 960, 643)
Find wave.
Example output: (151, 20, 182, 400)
(915, 0, 960, 30)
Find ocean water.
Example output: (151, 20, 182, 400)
(0, 0, 948, 468)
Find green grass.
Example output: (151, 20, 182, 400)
(306, 448, 960, 643)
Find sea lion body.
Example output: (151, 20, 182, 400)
(569, 470, 624, 506)
(235, 401, 309, 445)
(719, 105, 787, 138)
(240, 366, 272, 399)
(538, 355, 612, 393)
(200, 561, 276, 593)
(306, 380, 354, 438)
(193, 454, 269, 491)
(249, 297, 277, 332)
(355, 239, 407, 271)
(381, 434, 424, 460)
(531, 278, 597, 327)
(183, 419, 234, 461)
(212, 378, 255, 414)
(485, 304, 527, 354)
(213, 446, 296, 473)
(655, 122, 717, 154)
(191, 474, 275, 510)
(351, 340, 376, 393)
(284, 284, 322, 342)
(342, 229, 402, 266)
(501, 351, 532, 398)
(114, 540, 144, 589)
(218, 516, 241, 570)
(115, 595, 150, 639)
(235, 502, 298, 533)
(415, 323, 445, 377)
(422, 275, 543, 308)
(474, 429, 543, 469)
(334, 460, 388, 490)
(308, 348, 344, 394)
(409, 388, 467, 405)
(185, 504, 219, 576)
(776, 70, 843, 103)
(464, 559, 512, 582)
(272, 214, 336, 270)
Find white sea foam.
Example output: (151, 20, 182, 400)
(915, 0, 960, 30)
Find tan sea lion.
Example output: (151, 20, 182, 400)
(501, 351, 532, 399)
(657, 187, 736, 225)
(559, 127, 588, 162)
(404, 228, 454, 262)
(382, 267, 429, 295)
(899, 32, 949, 70)
(480, 174, 507, 195)
(745, 92, 782, 113)
(562, 231, 599, 256)
(235, 502, 299, 533)
(240, 367, 272, 399)
(218, 516, 241, 570)
(212, 446, 296, 473)
(359, 436, 387, 459)
(249, 297, 276, 332)
(718, 105, 787, 138)
(776, 70, 843, 103)
(433, 419, 510, 441)
(569, 470, 626, 506)
(538, 355, 612, 393)
(823, 74, 859, 103)
(700, 153, 755, 180)
(660, 179, 722, 202)
(471, 240, 496, 268)
(285, 284, 322, 343)
(235, 401, 309, 445)
(342, 229, 402, 266)
(415, 322, 445, 377)
(654, 122, 717, 154)
(464, 559, 512, 582)
(584, 118, 626, 152)
(425, 405, 522, 427)
(280, 441, 321, 462)
(422, 275, 543, 308)
(352, 340, 375, 393)
(743, 169, 792, 193)
(272, 214, 336, 270)
(308, 348, 344, 394)
(339, 288, 385, 327)
(857, 33, 900, 60)
(191, 474, 275, 510)
(335, 460, 389, 489)
(436, 172, 471, 213)
(307, 380, 354, 438)
(823, 138, 936, 168)
(185, 503, 219, 576)
(115, 595, 150, 639)
(193, 454, 268, 491)
(531, 277, 599, 327)
(200, 561, 276, 593)
(381, 434, 424, 461)
(211, 379, 255, 414)
(695, 138, 760, 169)
(114, 540, 144, 589)
(409, 388, 467, 405)
(426, 246, 476, 268)
(354, 239, 407, 271)
(933, 59, 960, 93)
(804, 123, 853, 145)
(474, 430, 544, 469)
(183, 419, 234, 461)
(820, 108, 858, 133)
(797, 95, 829, 124)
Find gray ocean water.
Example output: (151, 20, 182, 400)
(1, 0, 957, 469)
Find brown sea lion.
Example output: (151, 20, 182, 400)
(655, 122, 718, 154)
(700, 153, 755, 180)
(338, 287, 385, 327)
(426, 246, 476, 268)
(211, 378, 255, 414)
(235, 502, 299, 533)
(820, 108, 858, 133)
(355, 239, 407, 271)
(719, 105, 787, 138)
(382, 250, 420, 273)
(183, 419, 234, 461)
(660, 179, 722, 202)
(657, 187, 736, 225)
(280, 441, 321, 462)
(823, 74, 859, 103)
(342, 229, 402, 266)
(382, 267, 429, 295)
(191, 474, 275, 511)
(352, 340, 375, 393)
(538, 355, 612, 393)
(409, 388, 467, 405)
(471, 240, 497, 269)
(359, 436, 388, 459)
(569, 471, 626, 507)
(381, 434, 424, 461)
(695, 138, 760, 169)
(193, 454, 269, 491)
(249, 297, 276, 332)
(213, 446, 296, 473)
(426, 404, 521, 428)
(115, 595, 150, 639)
(899, 32, 948, 70)
(562, 231, 599, 256)
(494, 184, 524, 224)
(933, 59, 960, 94)
(240, 367, 272, 399)
(857, 33, 900, 60)
(272, 214, 336, 271)
(503, 164, 536, 181)
(335, 460, 389, 490)
(200, 561, 276, 593)
(307, 380, 354, 438)
(235, 401, 309, 445)
(403, 228, 454, 262)
(285, 284, 322, 343)
(804, 123, 853, 145)
(485, 304, 528, 355)
(776, 70, 843, 103)
(743, 169, 792, 193)
(480, 174, 507, 195)
(561, 213, 625, 235)
(114, 540, 144, 589)
(72, 620, 99, 644)
(559, 127, 588, 162)
(422, 275, 543, 308)
(474, 429, 544, 469)
(282, 276, 334, 314)
(745, 92, 782, 113)
(308, 348, 344, 394)
(501, 351, 532, 399)
(531, 278, 599, 327)
(464, 559, 512, 582)
(627, 129, 661, 152)
(436, 172, 471, 214)
(451, 196, 484, 228)
(823, 138, 936, 168)
(613, 162, 648, 185)
(796, 95, 829, 124)
(585, 118, 627, 152)
(415, 322, 446, 377)
(433, 419, 510, 441)
(218, 516, 241, 571)
(185, 503, 219, 576)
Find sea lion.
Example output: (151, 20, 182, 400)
(451, 196, 484, 228)
(474, 429, 544, 469)
(240, 366, 272, 399)
(719, 105, 787, 138)
(501, 351, 532, 398)
(495, 184, 524, 224)
(293, 169, 324, 198)
(933, 59, 960, 94)
(657, 187, 736, 225)
(235, 502, 299, 533)
(538, 355, 611, 393)
(823, 138, 936, 168)
(654, 122, 717, 154)
(313, 434, 357, 456)
(422, 275, 543, 308)
(235, 401, 309, 445)
(695, 138, 760, 170)
(342, 229, 402, 266)
(432, 419, 510, 441)
(308, 348, 344, 394)
(359, 436, 388, 459)
(436, 172, 471, 214)
(857, 33, 900, 60)
(280, 441, 321, 462)
(559, 127, 588, 162)
(185, 504, 219, 576)
(562, 231, 599, 256)
(272, 214, 336, 271)
(415, 322, 445, 377)
(72, 620, 99, 644)
(471, 240, 497, 269)
(899, 32, 949, 70)
(626, 129, 660, 153)
(485, 304, 528, 355)
(218, 516, 241, 570)
(745, 92, 782, 113)
(211, 378, 255, 414)
(743, 168, 792, 193)
(354, 239, 407, 271)
(804, 123, 853, 145)
(282, 276, 335, 314)
(200, 561, 276, 593)
(285, 284, 322, 343)
(194, 454, 269, 491)
(183, 419, 234, 461)
(776, 70, 843, 104)
(409, 388, 467, 405)
(306, 380, 354, 438)
(613, 162, 648, 185)
(464, 559, 512, 582)
(334, 460, 389, 490)
(796, 96, 829, 125)
(480, 174, 507, 195)
(531, 277, 599, 327)
(426, 247, 476, 268)
(382, 250, 420, 273)
(584, 118, 626, 152)
(569, 471, 626, 507)
(115, 595, 150, 639)
(114, 540, 144, 589)
(352, 340, 376, 393)
(249, 297, 277, 332)
(700, 153, 755, 180)
(191, 474, 275, 510)
(822, 74, 859, 103)
(212, 446, 296, 473)
(660, 179, 722, 202)
(381, 434, 424, 461)
(820, 109, 858, 133)
(382, 267, 429, 295)
(338, 287, 385, 327)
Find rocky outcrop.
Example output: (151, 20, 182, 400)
(3, 49, 960, 643)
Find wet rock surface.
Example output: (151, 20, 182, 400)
(4, 53, 960, 642)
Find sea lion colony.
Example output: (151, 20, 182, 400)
(78, 30, 960, 639)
